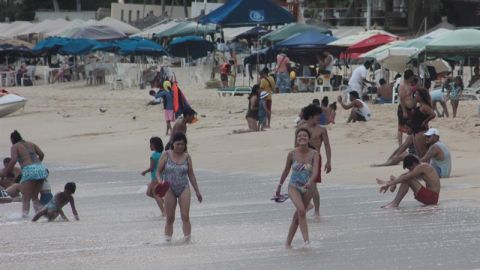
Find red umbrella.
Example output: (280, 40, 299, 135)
(345, 34, 397, 58)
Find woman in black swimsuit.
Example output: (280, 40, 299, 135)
(410, 88, 436, 157)
(234, 85, 260, 134)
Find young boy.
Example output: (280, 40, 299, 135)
(32, 182, 79, 222)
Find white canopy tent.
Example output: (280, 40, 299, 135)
(328, 30, 396, 47)
(374, 28, 453, 72)
(1, 21, 33, 38)
(96, 17, 140, 35)
(132, 20, 182, 38)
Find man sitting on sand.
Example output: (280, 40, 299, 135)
(337, 91, 371, 123)
(373, 79, 393, 104)
(32, 182, 79, 222)
(377, 155, 440, 208)
(420, 128, 451, 178)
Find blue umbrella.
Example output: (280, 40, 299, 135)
(92, 40, 121, 53)
(58, 39, 102, 55)
(118, 38, 167, 56)
(274, 30, 337, 50)
(32, 37, 71, 55)
(0, 44, 32, 55)
(169, 36, 214, 59)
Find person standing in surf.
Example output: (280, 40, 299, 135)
(141, 137, 166, 217)
(156, 133, 202, 243)
(275, 128, 319, 248)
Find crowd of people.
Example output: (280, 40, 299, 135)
(2, 50, 477, 249)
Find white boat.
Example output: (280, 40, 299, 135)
(0, 94, 27, 117)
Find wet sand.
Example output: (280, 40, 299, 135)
(1, 164, 479, 270)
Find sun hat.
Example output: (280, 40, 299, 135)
(424, 128, 439, 137)
(155, 181, 170, 198)
(163, 80, 172, 90)
(260, 91, 269, 99)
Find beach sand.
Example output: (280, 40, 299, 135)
(1, 67, 480, 269)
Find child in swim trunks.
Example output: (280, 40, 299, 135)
(32, 182, 79, 222)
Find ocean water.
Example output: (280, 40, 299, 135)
(1, 164, 479, 270)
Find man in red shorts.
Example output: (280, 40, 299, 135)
(298, 104, 332, 218)
(376, 154, 440, 208)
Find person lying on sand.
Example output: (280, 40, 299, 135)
(377, 155, 440, 208)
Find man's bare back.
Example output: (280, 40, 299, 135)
(399, 81, 415, 110)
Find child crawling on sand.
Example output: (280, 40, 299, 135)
(32, 182, 79, 222)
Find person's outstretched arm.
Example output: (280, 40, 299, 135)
(322, 130, 332, 173)
(276, 151, 293, 196)
(70, 198, 79, 221)
(420, 145, 438, 163)
(187, 155, 202, 202)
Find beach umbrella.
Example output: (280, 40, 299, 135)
(118, 38, 167, 56)
(154, 21, 217, 39)
(0, 38, 33, 49)
(32, 37, 71, 55)
(274, 30, 337, 50)
(235, 26, 271, 40)
(168, 36, 214, 59)
(261, 23, 332, 44)
(58, 39, 102, 55)
(65, 25, 127, 41)
(198, 0, 294, 27)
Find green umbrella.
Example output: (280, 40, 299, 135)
(155, 21, 217, 39)
(260, 23, 332, 44)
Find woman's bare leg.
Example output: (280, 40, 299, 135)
(178, 187, 192, 241)
(451, 100, 459, 118)
(32, 180, 44, 212)
(163, 190, 177, 239)
(440, 101, 449, 117)
(286, 186, 311, 247)
(21, 181, 34, 217)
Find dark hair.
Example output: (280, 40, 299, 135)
(312, 99, 320, 105)
(183, 107, 197, 117)
(249, 84, 260, 99)
(149, 90, 156, 96)
(412, 77, 418, 84)
(3, 157, 10, 164)
(321, 96, 329, 107)
(403, 154, 419, 169)
(349, 91, 360, 99)
(10, 130, 23, 144)
(295, 127, 311, 139)
(404, 69, 414, 80)
(150, 137, 164, 152)
(364, 61, 372, 68)
(171, 132, 188, 152)
(329, 102, 337, 111)
(379, 78, 386, 85)
(65, 182, 76, 194)
(394, 73, 402, 80)
(303, 104, 322, 120)
(261, 67, 269, 75)
(416, 87, 432, 108)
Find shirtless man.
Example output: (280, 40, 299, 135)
(1, 157, 22, 187)
(298, 104, 332, 217)
(397, 70, 416, 146)
(377, 154, 440, 208)
(167, 107, 197, 148)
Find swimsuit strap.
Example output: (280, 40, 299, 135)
(20, 142, 39, 163)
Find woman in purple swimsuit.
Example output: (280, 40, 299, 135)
(156, 133, 202, 243)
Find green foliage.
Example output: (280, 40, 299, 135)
(0, 0, 35, 22)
